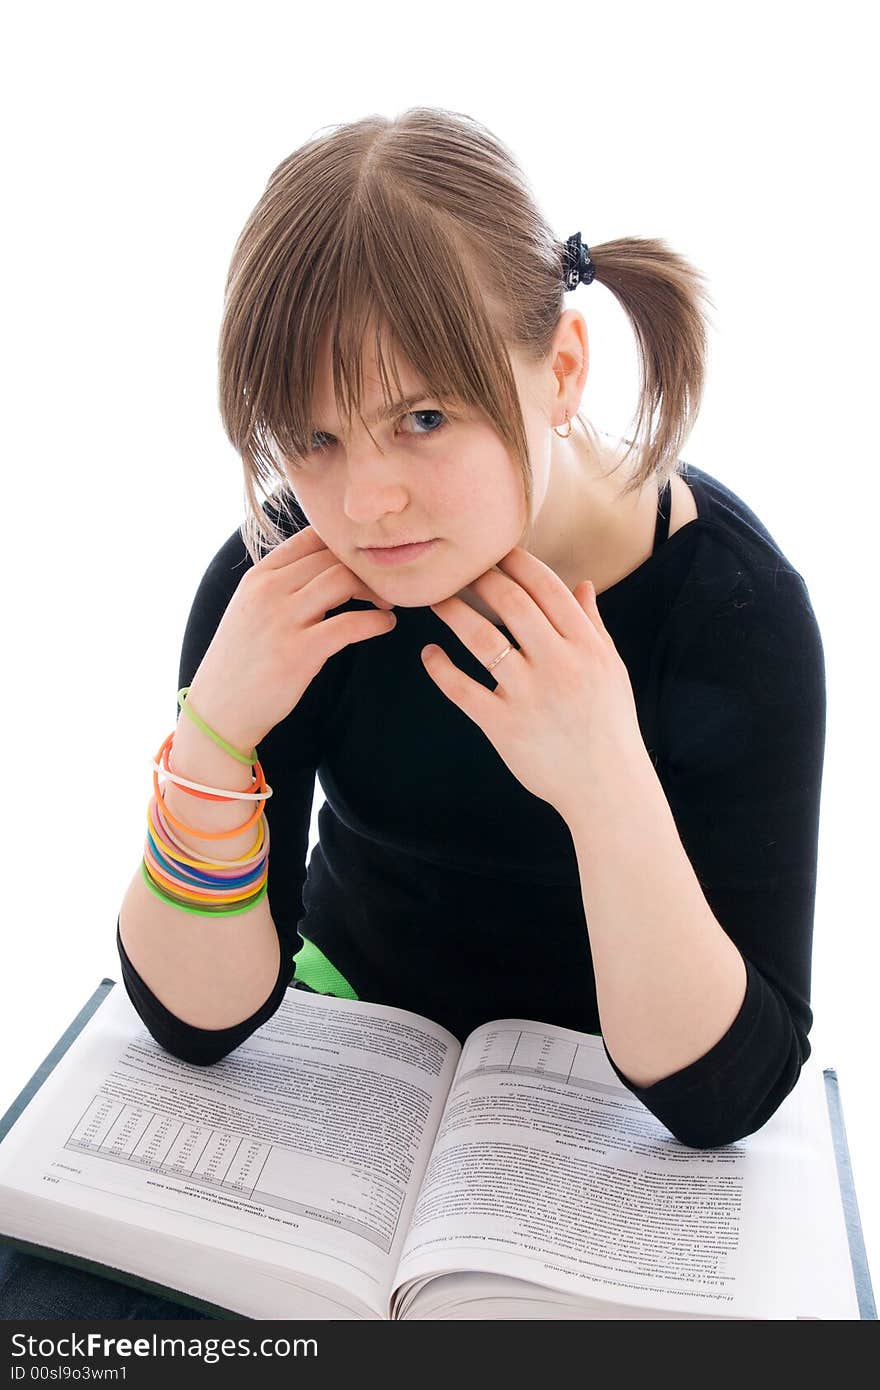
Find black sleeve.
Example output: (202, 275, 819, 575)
(117, 508, 322, 1066)
(601, 566, 827, 1148)
(115, 914, 304, 1066)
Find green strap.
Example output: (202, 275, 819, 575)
(293, 936, 359, 999)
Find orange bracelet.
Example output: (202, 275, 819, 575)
(160, 730, 267, 802)
(152, 731, 265, 840)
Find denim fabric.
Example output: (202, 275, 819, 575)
(0, 1245, 213, 1320)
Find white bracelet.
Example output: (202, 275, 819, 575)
(151, 760, 274, 801)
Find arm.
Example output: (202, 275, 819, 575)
(564, 569, 826, 1148)
(116, 756, 316, 1066)
(117, 524, 320, 1064)
(565, 739, 749, 1092)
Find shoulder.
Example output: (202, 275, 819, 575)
(658, 541, 824, 785)
(666, 524, 823, 705)
(654, 468, 825, 763)
(671, 463, 819, 627)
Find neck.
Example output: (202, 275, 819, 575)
(456, 422, 660, 627)
(525, 420, 657, 596)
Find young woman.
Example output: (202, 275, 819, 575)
(0, 107, 826, 1318)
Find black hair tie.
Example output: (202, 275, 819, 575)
(562, 231, 596, 290)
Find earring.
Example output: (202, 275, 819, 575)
(553, 411, 572, 439)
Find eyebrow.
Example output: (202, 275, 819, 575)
(312, 394, 432, 432)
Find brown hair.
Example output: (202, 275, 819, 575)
(218, 107, 716, 565)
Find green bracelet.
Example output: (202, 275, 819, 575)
(177, 687, 258, 766)
(140, 861, 269, 916)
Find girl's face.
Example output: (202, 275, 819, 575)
(281, 332, 557, 609)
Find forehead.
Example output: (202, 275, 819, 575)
(310, 324, 427, 427)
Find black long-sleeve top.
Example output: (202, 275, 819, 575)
(117, 461, 827, 1149)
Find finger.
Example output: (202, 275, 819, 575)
(429, 595, 528, 679)
(461, 571, 556, 657)
(492, 547, 586, 640)
(272, 547, 390, 605)
(313, 606, 398, 658)
(420, 643, 502, 726)
(258, 524, 324, 570)
(298, 562, 395, 622)
(575, 579, 615, 647)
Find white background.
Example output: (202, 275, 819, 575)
(2, 1, 877, 1303)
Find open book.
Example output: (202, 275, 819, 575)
(0, 980, 871, 1320)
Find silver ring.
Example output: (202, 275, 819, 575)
(486, 643, 513, 671)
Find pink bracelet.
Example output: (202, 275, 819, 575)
(147, 795, 271, 871)
(145, 818, 269, 882)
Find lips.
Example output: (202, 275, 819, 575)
(360, 540, 433, 549)
(361, 538, 440, 566)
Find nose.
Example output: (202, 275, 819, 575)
(342, 444, 410, 525)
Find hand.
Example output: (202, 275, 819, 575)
(421, 546, 646, 820)
(187, 526, 396, 753)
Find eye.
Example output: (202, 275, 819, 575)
(400, 408, 449, 439)
(306, 409, 450, 456)
(308, 431, 335, 454)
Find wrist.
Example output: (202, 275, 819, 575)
(168, 711, 257, 791)
(558, 735, 658, 838)
(180, 678, 262, 768)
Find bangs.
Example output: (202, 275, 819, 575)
(222, 187, 530, 490)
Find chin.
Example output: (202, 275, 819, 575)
(366, 574, 465, 610)
(379, 586, 452, 610)
(356, 547, 495, 608)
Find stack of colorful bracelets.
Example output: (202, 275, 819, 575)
(140, 686, 274, 918)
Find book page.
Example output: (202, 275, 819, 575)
(0, 985, 460, 1319)
(393, 1020, 859, 1320)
